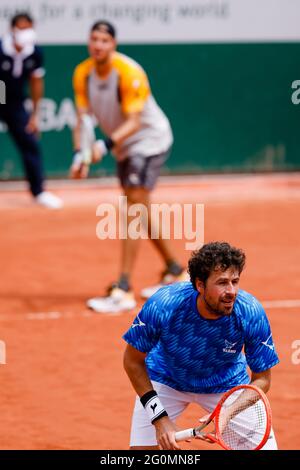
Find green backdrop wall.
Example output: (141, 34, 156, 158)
(1, 42, 300, 179)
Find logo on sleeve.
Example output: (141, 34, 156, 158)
(261, 334, 275, 351)
(131, 314, 146, 329)
(223, 340, 237, 353)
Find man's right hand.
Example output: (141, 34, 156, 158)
(154, 416, 181, 450)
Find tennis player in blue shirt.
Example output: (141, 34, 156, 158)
(123, 241, 279, 450)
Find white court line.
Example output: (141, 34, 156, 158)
(1, 172, 300, 191)
(0, 300, 298, 321)
(0, 309, 133, 321)
(24, 310, 121, 320)
(26, 311, 63, 320)
(262, 300, 300, 309)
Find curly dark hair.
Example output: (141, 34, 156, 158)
(188, 241, 246, 288)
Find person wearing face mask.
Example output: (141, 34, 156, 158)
(0, 12, 63, 209)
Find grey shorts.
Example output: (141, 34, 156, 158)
(117, 150, 170, 190)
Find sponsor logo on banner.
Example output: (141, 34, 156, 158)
(0, 0, 298, 44)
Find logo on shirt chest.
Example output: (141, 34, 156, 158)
(98, 83, 109, 90)
(223, 340, 237, 354)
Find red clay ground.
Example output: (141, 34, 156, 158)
(0, 173, 299, 450)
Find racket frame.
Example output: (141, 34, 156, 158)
(175, 384, 272, 450)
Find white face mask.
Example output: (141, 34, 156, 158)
(13, 28, 36, 49)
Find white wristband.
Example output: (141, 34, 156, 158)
(72, 151, 83, 167)
(144, 395, 166, 424)
(95, 139, 108, 156)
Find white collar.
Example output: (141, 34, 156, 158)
(2, 33, 34, 59)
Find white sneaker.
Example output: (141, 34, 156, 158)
(87, 287, 137, 313)
(35, 191, 63, 210)
(140, 270, 189, 299)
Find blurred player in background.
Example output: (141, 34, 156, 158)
(0, 12, 63, 209)
(123, 242, 279, 450)
(71, 20, 186, 313)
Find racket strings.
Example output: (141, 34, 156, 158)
(218, 390, 268, 450)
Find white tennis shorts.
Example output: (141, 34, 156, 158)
(130, 381, 278, 449)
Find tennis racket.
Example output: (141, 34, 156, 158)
(175, 384, 272, 450)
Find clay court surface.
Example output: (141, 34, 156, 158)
(0, 173, 299, 450)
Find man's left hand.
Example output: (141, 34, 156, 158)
(91, 140, 108, 163)
(26, 113, 39, 135)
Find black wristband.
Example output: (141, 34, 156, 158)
(140, 390, 169, 424)
(140, 390, 157, 408)
(151, 410, 168, 424)
(104, 137, 114, 151)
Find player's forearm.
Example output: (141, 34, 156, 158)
(29, 76, 43, 114)
(72, 108, 88, 151)
(110, 113, 141, 147)
(73, 118, 81, 151)
(123, 359, 153, 397)
(227, 371, 271, 420)
(250, 369, 271, 394)
(250, 378, 270, 394)
(123, 350, 153, 397)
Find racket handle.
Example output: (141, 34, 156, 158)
(175, 428, 194, 441)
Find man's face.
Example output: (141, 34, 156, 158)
(88, 30, 116, 64)
(197, 267, 240, 317)
(12, 18, 34, 50)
